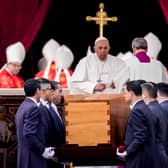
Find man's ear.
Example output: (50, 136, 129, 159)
(93, 46, 96, 51)
(129, 90, 135, 97)
(132, 47, 136, 54)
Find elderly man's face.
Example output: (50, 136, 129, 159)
(8, 62, 22, 75)
(94, 40, 110, 61)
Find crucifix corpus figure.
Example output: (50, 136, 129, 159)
(86, 3, 118, 37)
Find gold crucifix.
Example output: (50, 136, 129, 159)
(86, 3, 118, 37)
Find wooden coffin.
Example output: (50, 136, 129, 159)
(64, 93, 130, 146)
(56, 93, 130, 165)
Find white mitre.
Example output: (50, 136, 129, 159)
(6, 41, 25, 64)
(54, 45, 74, 87)
(86, 45, 93, 56)
(54, 45, 74, 69)
(116, 52, 125, 59)
(42, 39, 60, 78)
(42, 39, 60, 61)
(144, 32, 162, 59)
(118, 51, 133, 61)
(123, 51, 133, 61)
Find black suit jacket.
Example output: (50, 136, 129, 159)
(15, 98, 47, 168)
(40, 103, 65, 148)
(124, 100, 155, 168)
(148, 100, 168, 167)
(159, 100, 168, 155)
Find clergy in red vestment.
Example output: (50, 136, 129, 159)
(0, 42, 25, 88)
(35, 39, 60, 80)
(53, 44, 74, 88)
(35, 39, 74, 89)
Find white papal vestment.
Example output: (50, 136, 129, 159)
(126, 56, 168, 83)
(70, 53, 129, 94)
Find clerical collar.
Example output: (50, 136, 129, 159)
(135, 51, 150, 63)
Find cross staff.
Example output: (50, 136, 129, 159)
(86, 3, 118, 37)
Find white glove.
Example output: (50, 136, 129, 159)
(116, 147, 127, 160)
(42, 147, 55, 159)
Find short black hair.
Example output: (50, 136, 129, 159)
(141, 82, 157, 98)
(36, 78, 50, 85)
(24, 78, 41, 97)
(50, 81, 60, 90)
(36, 78, 51, 90)
(126, 80, 146, 96)
(157, 82, 168, 97)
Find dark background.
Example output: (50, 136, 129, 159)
(22, 0, 168, 80)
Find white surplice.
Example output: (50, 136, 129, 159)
(126, 56, 168, 83)
(70, 53, 129, 94)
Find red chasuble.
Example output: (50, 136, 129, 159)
(35, 62, 73, 88)
(0, 69, 24, 88)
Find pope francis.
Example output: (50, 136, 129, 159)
(70, 37, 129, 94)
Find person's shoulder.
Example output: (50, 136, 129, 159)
(34, 70, 44, 78)
(0, 68, 8, 75)
(108, 54, 120, 60)
(0, 69, 9, 79)
(135, 100, 150, 112)
(150, 58, 163, 65)
(108, 54, 128, 64)
(150, 58, 167, 68)
(125, 56, 139, 66)
(78, 53, 95, 63)
(132, 106, 145, 117)
(16, 76, 24, 81)
(75, 57, 87, 66)
(153, 59, 168, 71)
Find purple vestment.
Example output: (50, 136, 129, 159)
(135, 51, 150, 62)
